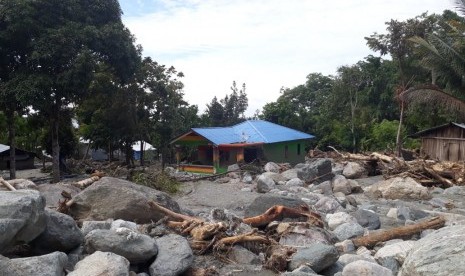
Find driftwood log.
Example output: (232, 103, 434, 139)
(0, 177, 16, 191)
(351, 216, 445, 248)
(71, 175, 101, 189)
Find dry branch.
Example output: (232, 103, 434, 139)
(351, 216, 445, 248)
(148, 200, 203, 223)
(0, 177, 16, 191)
(242, 205, 324, 228)
(72, 175, 101, 189)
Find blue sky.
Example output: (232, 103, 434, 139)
(119, 0, 453, 116)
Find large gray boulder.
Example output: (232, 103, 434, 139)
(81, 220, 112, 236)
(296, 158, 333, 183)
(279, 224, 337, 247)
(256, 174, 276, 193)
(400, 225, 465, 276)
(0, 189, 46, 253)
(264, 162, 281, 173)
(84, 229, 158, 263)
(0, 251, 68, 276)
(150, 234, 193, 276)
(375, 240, 415, 275)
(281, 169, 299, 180)
(37, 183, 81, 208)
(364, 177, 431, 200)
(69, 177, 180, 223)
(244, 194, 307, 218)
(288, 242, 339, 272)
(31, 209, 84, 254)
(68, 251, 130, 276)
(332, 175, 352, 195)
(342, 162, 367, 179)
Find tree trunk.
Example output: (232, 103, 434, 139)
(140, 140, 145, 166)
(396, 100, 404, 157)
(6, 110, 16, 180)
(51, 118, 60, 183)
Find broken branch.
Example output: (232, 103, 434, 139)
(242, 205, 323, 228)
(0, 177, 16, 191)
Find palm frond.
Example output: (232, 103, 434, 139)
(456, 0, 465, 16)
(401, 85, 465, 115)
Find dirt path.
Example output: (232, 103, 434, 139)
(174, 180, 261, 216)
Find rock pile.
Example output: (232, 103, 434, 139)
(1, 156, 465, 275)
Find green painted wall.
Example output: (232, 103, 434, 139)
(263, 140, 307, 165)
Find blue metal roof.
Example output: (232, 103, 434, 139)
(191, 120, 314, 145)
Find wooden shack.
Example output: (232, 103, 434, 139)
(411, 122, 465, 161)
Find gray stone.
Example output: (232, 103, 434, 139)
(227, 245, 261, 265)
(256, 174, 276, 193)
(397, 206, 429, 221)
(314, 196, 344, 214)
(282, 265, 319, 275)
(0, 189, 46, 253)
(338, 253, 376, 266)
(244, 194, 307, 217)
(31, 209, 83, 254)
(386, 208, 398, 219)
(281, 169, 299, 180)
(228, 163, 240, 172)
(81, 220, 112, 236)
(264, 162, 281, 173)
(37, 183, 81, 208)
(150, 234, 193, 276)
(400, 225, 465, 276)
(288, 242, 339, 272)
(429, 197, 454, 209)
(312, 181, 333, 195)
(286, 178, 305, 187)
(332, 175, 352, 195)
(262, 171, 286, 183)
(333, 222, 364, 241)
(0, 251, 68, 276)
(279, 225, 337, 247)
(242, 172, 253, 184)
(241, 187, 252, 192)
(335, 239, 355, 253)
(111, 219, 138, 231)
(85, 229, 157, 263)
(375, 240, 415, 275)
(342, 260, 392, 276)
(364, 177, 431, 200)
(443, 185, 465, 196)
(69, 177, 180, 223)
(297, 158, 333, 183)
(68, 251, 130, 276)
(326, 212, 357, 230)
(348, 179, 363, 193)
(352, 209, 381, 230)
(342, 162, 367, 179)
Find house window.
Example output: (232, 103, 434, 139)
(285, 145, 289, 158)
(297, 144, 301, 155)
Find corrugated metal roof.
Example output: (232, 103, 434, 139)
(191, 120, 314, 145)
(0, 144, 10, 153)
(410, 122, 465, 137)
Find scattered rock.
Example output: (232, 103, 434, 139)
(31, 209, 83, 254)
(111, 219, 138, 231)
(227, 245, 261, 265)
(0, 189, 46, 253)
(264, 162, 281, 173)
(352, 209, 381, 230)
(397, 206, 429, 221)
(228, 164, 240, 172)
(342, 260, 393, 276)
(81, 220, 112, 236)
(326, 212, 357, 231)
(286, 178, 305, 187)
(332, 175, 352, 195)
(297, 158, 333, 183)
(69, 177, 180, 223)
(314, 196, 344, 214)
(364, 177, 431, 200)
(312, 180, 333, 195)
(242, 172, 253, 184)
(288, 242, 339, 272)
(335, 239, 355, 253)
(443, 185, 465, 196)
(386, 208, 398, 219)
(244, 194, 307, 217)
(262, 171, 286, 183)
(85, 229, 158, 263)
(332, 222, 364, 241)
(281, 169, 299, 181)
(279, 224, 337, 247)
(375, 240, 415, 275)
(150, 234, 193, 276)
(342, 162, 367, 179)
(256, 174, 276, 193)
(338, 253, 376, 266)
(0, 251, 68, 276)
(68, 251, 130, 276)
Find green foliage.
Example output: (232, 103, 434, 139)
(132, 171, 180, 194)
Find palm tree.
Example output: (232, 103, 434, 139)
(400, 1, 465, 117)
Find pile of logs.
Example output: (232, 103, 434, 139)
(328, 147, 465, 188)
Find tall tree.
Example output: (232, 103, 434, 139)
(15, 0, 139, 182)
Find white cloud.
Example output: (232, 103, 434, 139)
(122, 0, 453, 115)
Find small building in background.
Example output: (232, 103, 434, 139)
(0, 144, 36, 170)
(170, 120, 314, 174)
(411, 122, 465, 161)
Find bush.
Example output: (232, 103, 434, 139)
(132, 171, 180, 194)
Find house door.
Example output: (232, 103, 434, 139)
(447, 142, 460, 161)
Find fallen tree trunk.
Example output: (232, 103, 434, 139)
(242, 205, 323, 228)
(0, 177, 16, 191)
(423, 166, 453, 188)
(72, 175, 101, 189)
(351, 216, 445, 248)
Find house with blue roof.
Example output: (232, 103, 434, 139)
(170, 120, 314, 174)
